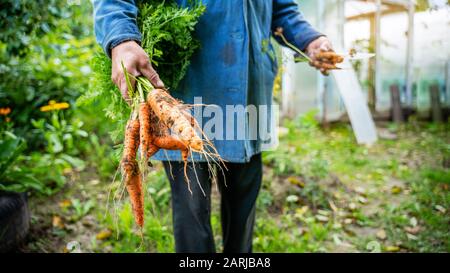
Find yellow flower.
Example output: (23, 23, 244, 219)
(53, 102, 70, 110)
(40, 101, 70, 112)
(0, 107, 11, 116)
(40, 105, 53, 112)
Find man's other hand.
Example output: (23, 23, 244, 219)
(305, 36, 335, 76)
(111, 40, 164, 101)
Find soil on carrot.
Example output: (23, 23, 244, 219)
(19, 119, 449, 253)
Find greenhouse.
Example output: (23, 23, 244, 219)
(283, 0, 450, 120)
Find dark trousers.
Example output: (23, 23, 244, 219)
(162, 154, 262, 253)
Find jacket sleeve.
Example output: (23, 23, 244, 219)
(93, 0, 141, 57)
(272, 0, 323, 51)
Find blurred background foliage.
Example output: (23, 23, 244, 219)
(0, 0, 64, 56)
(0, 1, 95, 145)
(0, 0, 448, 253)
(0, 1, 113, 195)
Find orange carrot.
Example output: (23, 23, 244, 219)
(146, 106, 162, 158)
(138, 102, 151, 161)
(146, 104, 189, 161)
(311, 61, 340, 70)
(316, 51, 344, 63)
(126, 172, 144, 227)
(121, 118, 144, 227)
(153, 136, 187, 151)
(122, 119, 140, 175)
(147, 89, 203, 151)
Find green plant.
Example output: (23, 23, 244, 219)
(0, 131, 58, 194)
(79, 1, 205, 143)
(31, 111, 87, 156)
(71, 198, 95, 220)
(139, 1, 205, 89)
(0, 130, 53, 194)
(83, 134, 118, 179)
(0, 110, 88, 195)
(20, 153, 70, 195)
(0, 131, 37, 192)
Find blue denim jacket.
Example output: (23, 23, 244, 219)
(93, 0, 322, 163)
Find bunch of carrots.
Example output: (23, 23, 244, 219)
(120, 68, 220, 228)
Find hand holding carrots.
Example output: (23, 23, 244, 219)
(273, 28, 343, 76)
(305, 36, 343, 76)
(111, 40, 165, 101)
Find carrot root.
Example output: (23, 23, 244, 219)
(126, 172, 144, 227)
(121, 118, 144, 227)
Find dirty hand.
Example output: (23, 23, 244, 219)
(111, 40, 164, 102)
(305, 36, 335, 76)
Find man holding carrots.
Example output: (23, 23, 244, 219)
(93, 0, 335, 253)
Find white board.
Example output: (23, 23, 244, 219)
(332, 61, 378, 145)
